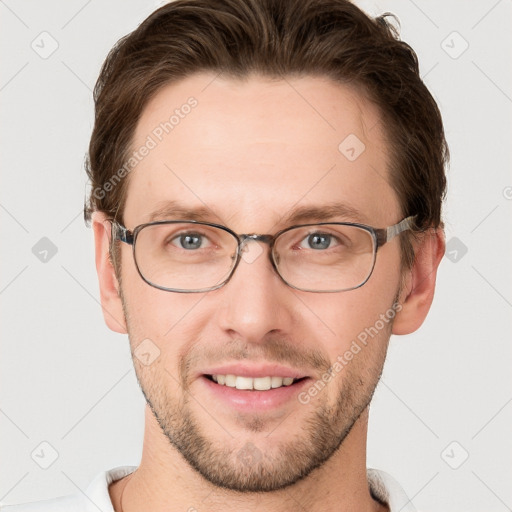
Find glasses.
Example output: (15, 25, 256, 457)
(111, 216, 416, 293)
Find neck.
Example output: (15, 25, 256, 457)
(110, 406, 388, 512)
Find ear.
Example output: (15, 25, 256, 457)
(392, 228, 445, 335)
(91, 211, 127, 334)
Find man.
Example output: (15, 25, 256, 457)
(2, 0, 447, 510)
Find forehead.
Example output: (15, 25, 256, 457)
(124, 72, 399, 229)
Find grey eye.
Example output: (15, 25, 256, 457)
(171, 233, 206, 250)
(302, 233, 334, 250)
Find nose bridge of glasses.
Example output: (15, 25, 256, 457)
(238, 233, 274, 253)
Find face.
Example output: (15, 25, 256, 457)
(116, 73, 404, 492)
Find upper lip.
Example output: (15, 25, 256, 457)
(200, 363, 309, 379)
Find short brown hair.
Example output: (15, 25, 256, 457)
(85, 0, 449, 269)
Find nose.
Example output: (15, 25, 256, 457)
(214, 239, 294, 343)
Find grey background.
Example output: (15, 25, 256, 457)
(1, 0, 511, 510)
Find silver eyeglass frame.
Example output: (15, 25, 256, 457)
(110, 215, 417, 293)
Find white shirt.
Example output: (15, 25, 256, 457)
(0, 466, 417, 511)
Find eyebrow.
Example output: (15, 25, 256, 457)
(148, 201, 217, 222)
(147, 199, 367, 227)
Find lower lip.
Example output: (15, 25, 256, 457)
(200, 376, 311, 412)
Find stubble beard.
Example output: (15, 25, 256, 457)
(119, 286, 393, 493)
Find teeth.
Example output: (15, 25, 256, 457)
(210, 374, 298, 390)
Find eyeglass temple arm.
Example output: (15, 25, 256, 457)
(375, 215, 417, 247)
(111, 221, 134, 245)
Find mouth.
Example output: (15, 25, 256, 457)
(204, 374, 309, 391)
(200, 373, 312, 412)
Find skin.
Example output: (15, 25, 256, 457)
(92, 72, 445, 512)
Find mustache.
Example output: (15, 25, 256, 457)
(181, 336, 331, 382)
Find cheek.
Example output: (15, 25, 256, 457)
(120, 245, 179, 326)
(119, 254, 183, 346)
(301, 253, 401, 358)
(120, 263, 212, 384)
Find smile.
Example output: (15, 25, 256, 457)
(207, 374, 305, 390)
